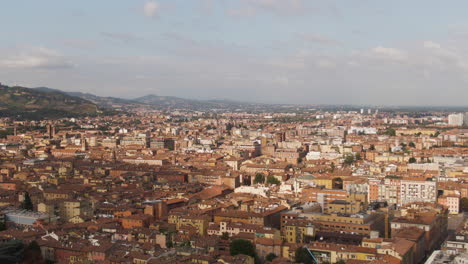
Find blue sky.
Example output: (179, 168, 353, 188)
(1, 0, 468, 105)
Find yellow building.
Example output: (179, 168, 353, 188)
(395, 129, 438, 136)
(325, 200, 362, 214)
(283, 221, 315, 243)
(172, 214, 210, 235)
(59, 200, 93, 222)
(312, 177, 333, 189)
(291, 243, 379, 263)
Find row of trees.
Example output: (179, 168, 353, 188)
(253, 174, 281, 185)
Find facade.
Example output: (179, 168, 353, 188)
(448, 113, 464, 126)
(4, 209, 49, 225)
(400, 180, 437, 206)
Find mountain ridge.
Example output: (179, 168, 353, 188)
(0, 84, 100, 119)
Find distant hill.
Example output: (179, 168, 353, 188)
(134, 94, 207, 107)
(0, 84, 99, 119)
(35, 87, 137, 109)
(133, 94, 257, 110)
(31, 86, 262, 111)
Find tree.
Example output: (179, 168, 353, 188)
(221, 232, 230, 240)
(409, 157, 417, 164)
(23, 240, 43, 264)
(230, 239, 256, 258)
(22, 192, 33, 211)
(355, 153, 362, 161)
(0, 129, 13, 139)
(0, 222, 5, 231)
(265, 253, 277, 262)
(385, 128, 396, 136)
(266, 175, 280, 185)
(408, 142, 416, 148)
(369, 144, 375, 151)
(253, 174, 265, 184)
(344, 154, 355, 166)
(295, 247, 313, 263)
(461, 197, 468, 212)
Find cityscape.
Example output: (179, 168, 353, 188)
(1, 1, 468, 264)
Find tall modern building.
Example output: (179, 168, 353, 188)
(448, 113, 464, 126)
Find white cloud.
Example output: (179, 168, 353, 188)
(372, 46, 407, 61)
(423, 41, 441, 49)
(0, 47, 73, 69)
(143, 1, 159, 17)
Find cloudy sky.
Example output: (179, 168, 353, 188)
(1, 0, 468, 106)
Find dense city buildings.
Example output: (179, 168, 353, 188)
(0, 107, 467, 263)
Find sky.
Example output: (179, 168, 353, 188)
(1, 0, 468, 106)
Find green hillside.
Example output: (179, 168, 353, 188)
(0, 84, 99, 119)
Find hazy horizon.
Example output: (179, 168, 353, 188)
(2, 1, 468, 106)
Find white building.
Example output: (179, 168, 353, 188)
(448, 113, 464, 126)
(400, 180, 437, 205)
(347, 127, 377, 135)
(306, 151, 321, 160)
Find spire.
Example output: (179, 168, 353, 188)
(81, 134, 87, 151)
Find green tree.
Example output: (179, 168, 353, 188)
(253, 174, 265, 184)
(221, 232, 230, 240)
(408, 142, 416, 148)
(265, 253, 277, 262)
(385, 128, 396, 136)
(461, 197, 468, 212)
(0, 129, 13, 139)
(355, 153, 362, 160)
(408, 157, 417, 164)
(22, 192, 33, 211)
(0, 222, 5, 231)
(295, 247, 313, 263)
(230, 239, 256, 258)
(226, 123, 234, 132)
(23, 240, 43, 264)
(369, 144, 375, 151)
(344, 154, 355, 166)
(266, 175, 280, 185)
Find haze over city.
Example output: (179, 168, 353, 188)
(1, 0, 468, 106)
